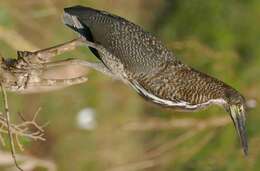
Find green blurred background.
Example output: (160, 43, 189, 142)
(0, 0, 259, 171)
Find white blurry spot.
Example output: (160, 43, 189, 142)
(77, 108, 96, 130)
(246, 99, 257, 109)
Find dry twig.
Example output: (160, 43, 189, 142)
(1, 83, 23, 170)
(0, 35, 121, 170)
(0, 38, 92, 170)
(0, 38, 89, 94)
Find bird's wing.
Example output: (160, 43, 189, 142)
(130, 78, 226, 111)
(127, 63, 227, 111)
(63, 6, 180, 74)
(128, 78, 198, 111)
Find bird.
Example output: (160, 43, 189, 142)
(63, 5, 248, 155)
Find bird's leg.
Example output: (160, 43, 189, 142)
(44, 58, 117, 79)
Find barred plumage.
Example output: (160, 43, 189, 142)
(63, 5, 248, 155)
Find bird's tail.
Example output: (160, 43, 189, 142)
(63, 12, 84, 31)
(63, 6, 102, 61)
(64, 5, 99, 17)
(63, 6, 99, 33)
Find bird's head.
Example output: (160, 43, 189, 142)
(224, 89, 248, 155)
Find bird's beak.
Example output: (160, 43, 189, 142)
(229, 104, 248, 155)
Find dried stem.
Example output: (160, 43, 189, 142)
(0, 83, 23, 171)
(0, 38, 90, 93)
(0, 32, 113, 170)
(0, 38, 97, 170)
(24, 38, 84, 63)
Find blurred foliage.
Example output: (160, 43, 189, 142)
(0, 0, 259, 171)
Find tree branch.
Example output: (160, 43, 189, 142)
(0, 38, 93, 170)
(0, 83, 23, 171)
(0, 38, 90, 93)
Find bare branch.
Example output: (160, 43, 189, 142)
(0, 87, 45, 170)
(0, 38, 97, 170)
(0, 38, 113, 171)
(0, 83, 23, 171)
(20, 38, 84, 63)
(0, 113, 46, 141)
(0, 39, 91, 93)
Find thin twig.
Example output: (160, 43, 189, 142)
(17, 112, 26, 122)
(15, 134, 25, 152)
(0, 115, 46, 141)
(0, 36, 98, 170)
(0, 83, 23, 171)
(27, 38, 84, 63)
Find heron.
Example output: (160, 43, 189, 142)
(63, 5, 248, 155)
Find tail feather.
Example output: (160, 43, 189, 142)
(64, 5, 99, 17)
(63, 7, 101, 61)
(63, 12, 84, 30)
